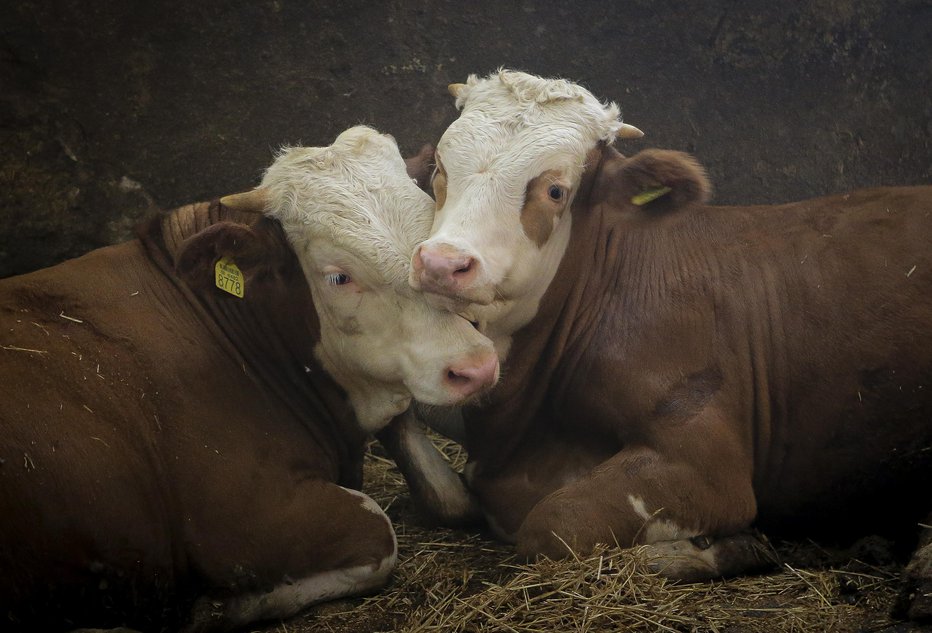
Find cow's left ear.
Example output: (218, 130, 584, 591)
(174, 211, 286, 296)
(404, 144, 436, 193)
(597, 148, 711, 216)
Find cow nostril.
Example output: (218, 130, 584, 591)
(447, 369, 470, 385)
(412, 246, 425, 272)
(453, 258, 473, 276)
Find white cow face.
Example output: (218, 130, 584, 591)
(262, 126, 499, 431)
(410, 70, 641, 352)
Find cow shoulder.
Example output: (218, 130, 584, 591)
(592, 146, 711, 216)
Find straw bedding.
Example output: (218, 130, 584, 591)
(254, 438, 911, 633)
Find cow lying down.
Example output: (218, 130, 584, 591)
(0, 125, 497, 632)
(411, 70, 932, 619)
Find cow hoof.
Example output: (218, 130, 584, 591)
(641, 539, 720, 581)
(642, 531, 777, 583)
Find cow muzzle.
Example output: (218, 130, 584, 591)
(411, 242, 493, 305)
(443, 350, 499, 400)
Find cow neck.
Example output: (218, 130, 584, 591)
(138, 201, 365, 485)
(464, 143, 611, 468)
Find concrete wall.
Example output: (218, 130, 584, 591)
(2, 0, 929, 277)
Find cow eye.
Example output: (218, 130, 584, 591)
(548, 185, 564, 201)
(325, 272, 352, 286)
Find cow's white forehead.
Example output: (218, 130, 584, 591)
(261, 126, 432, 282)
(440, 69, 623, 178)
(453, 69, 622, 137)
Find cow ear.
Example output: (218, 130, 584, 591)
(404, 144, 436, 192)
(601, 149, 711, 215)
(174, 219, 277, 295)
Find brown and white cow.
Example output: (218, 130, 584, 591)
(0, 126, 497, 632)
(411, 70, 932, 601)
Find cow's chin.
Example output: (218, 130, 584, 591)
(349, 387, 412, 433)
(421, 284, 497, 311)
(408, 377, 497, 410)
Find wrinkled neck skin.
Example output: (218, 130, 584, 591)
(141, 203, 366, 475)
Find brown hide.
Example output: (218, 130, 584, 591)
(403, 143, 436, 192)
(0, 201, 389, 631)
(463, 145, 932, 560)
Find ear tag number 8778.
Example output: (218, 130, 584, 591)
(215, 257, 245, 298)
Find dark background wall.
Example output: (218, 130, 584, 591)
(1, 0, 930, 278)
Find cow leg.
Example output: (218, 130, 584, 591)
(896, 514, 932, 622)
(181, 482, 396, 633)
(639, 531, 777, 582)
(466, 432, 617, 543)
(413, 401, 466, 443)
(377, 409, 481, 525)
(513, 411, 758, 575)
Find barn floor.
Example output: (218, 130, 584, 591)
(252, 439, 925, 633)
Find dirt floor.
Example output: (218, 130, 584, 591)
(247, 439, 927, 633)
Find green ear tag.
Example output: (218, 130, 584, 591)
(215, 257, 245, 298)
(631, 185, 672, 206)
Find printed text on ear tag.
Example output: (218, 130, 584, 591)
(631, 185, 672, 206)
(215, 257, 245, 298)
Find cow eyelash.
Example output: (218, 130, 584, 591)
(325, 272, 352, 286)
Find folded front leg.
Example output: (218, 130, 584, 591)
(181, 479, 397, 632)
(515, 410, 758, 575)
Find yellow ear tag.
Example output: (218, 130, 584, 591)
(631, 185, 672, 206)
(214, 257, 245, 298)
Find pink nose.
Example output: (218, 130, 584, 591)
(413, 243, 479, 295)
(444, 352, 499, 399)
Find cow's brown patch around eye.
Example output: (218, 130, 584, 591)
(521, 170, 569, 247)
(433, 171, 447, 209)
(432, 158, 447, 209)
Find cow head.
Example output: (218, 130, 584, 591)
(201, 127, 499, 430)
(410, 70, 643, 346)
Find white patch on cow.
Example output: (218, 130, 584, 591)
(341, 486, 397, 522)
(218, 554, 396, 628)
(416, 70, 634, 355)
(261, 126, 498, 431)
(202, 486, 397, 628)
(627, 494, 699, 544)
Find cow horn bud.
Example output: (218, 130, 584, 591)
(617, 123, 645, 139)
(448, 83, 467, 98)
(220, 188, 270, 214)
